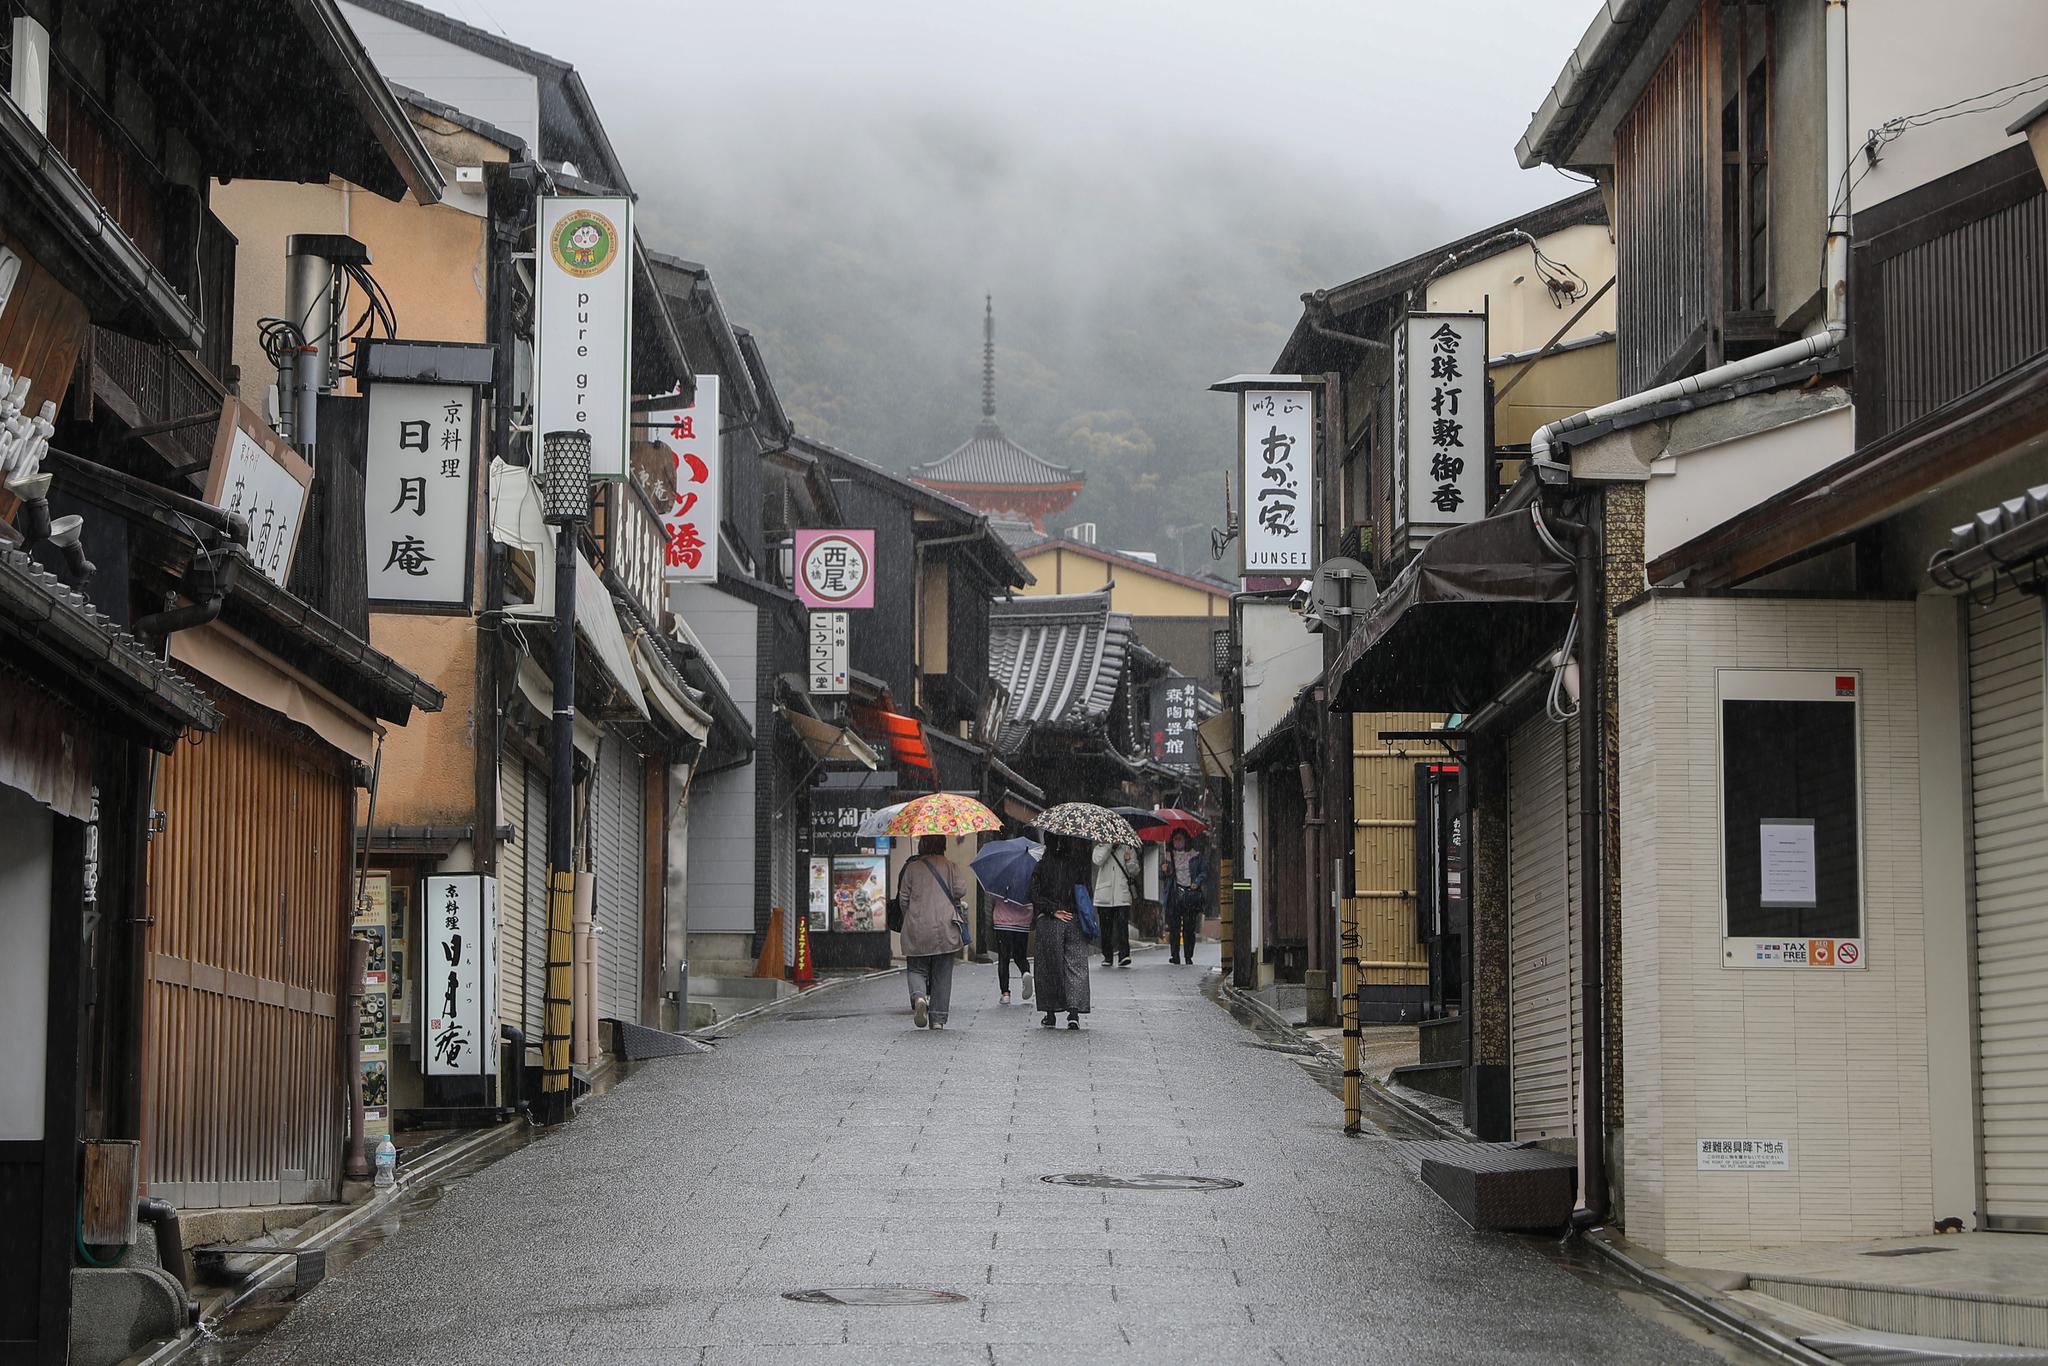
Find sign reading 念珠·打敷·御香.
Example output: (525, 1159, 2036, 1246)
(1401, 312, 1488, 537)
(537, 196, 633, 479)
(1237, 386, 1316, 576)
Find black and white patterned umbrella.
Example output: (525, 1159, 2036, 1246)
(1031, 801, 1142, 848)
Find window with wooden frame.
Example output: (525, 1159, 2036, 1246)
(1721, 1, 1773, 333)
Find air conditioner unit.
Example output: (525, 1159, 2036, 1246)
(1065, 522, 1097, 545)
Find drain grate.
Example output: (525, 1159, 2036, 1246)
(783, 1287, 969, 1306)
(1860, 1246, 1954, 1257)
(1042, 1173, 1243, 1191)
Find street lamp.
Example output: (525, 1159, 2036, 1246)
(535, 429, 590, 1126)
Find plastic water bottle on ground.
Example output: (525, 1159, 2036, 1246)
(374, 1135, 397, 1189)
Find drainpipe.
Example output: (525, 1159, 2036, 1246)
(1559, 506, 1610, 1232)
(573, 868, 596, 1067)
(1529, 0, 1851, 475)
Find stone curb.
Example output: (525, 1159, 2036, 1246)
(689, 965, 904, 1038)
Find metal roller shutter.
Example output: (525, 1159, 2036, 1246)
(498, 752, 530, 1041)
(594, 734, 646, 1026)
(523, 759, 550, 1039)
(1508, 711, 1580, 1142)
(1968, 593, 2048, 1230)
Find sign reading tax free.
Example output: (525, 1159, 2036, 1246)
(794, 528, 875, 609)
(537, 196, 633, 479)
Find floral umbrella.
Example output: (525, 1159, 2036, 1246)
(1031, 801, 1142, 848)
(882, 792, 1002, 837)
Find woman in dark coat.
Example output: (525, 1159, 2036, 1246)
(1028, 834, 1094, 1030)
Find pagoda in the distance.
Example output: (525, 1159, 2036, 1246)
(911, 298, 1083, 533)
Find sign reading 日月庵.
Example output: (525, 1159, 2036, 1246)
(536, 196, 633, 479)
(364, 380, 476, 606)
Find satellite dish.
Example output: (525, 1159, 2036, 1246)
(1304, 557, 1377, 633)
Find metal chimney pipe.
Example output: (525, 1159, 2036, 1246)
(284, 240, 334, 454)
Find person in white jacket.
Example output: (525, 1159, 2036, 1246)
(1090, 840, 1139, 968)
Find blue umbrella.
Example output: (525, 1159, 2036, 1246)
(969, 837, 1044, 904)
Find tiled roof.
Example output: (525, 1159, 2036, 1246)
(987, 590, 1134, 754)
(914, 421, 1079, 488)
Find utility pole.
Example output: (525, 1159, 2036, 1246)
(535, 429, 590, 1126)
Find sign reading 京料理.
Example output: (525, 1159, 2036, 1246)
(1238, 387, 1315, 575)
(794, 528, 876, 609)
(421, 874, 498, 1078)
(203, 397, 312, 588)
(809, 610, 849, 694)
(644, 374, 719, 583)
(364, 380, 476, 607)
(536, 196, 633, 479)
(1697, 1138, 1790, 1172)
(1402, 312, 1488, 537)
(1151, 677, 1199, 773)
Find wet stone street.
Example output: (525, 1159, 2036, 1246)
(236, 949, 1756, 1365)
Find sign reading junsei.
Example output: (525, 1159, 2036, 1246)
(809, 610, 849, 694)
(421, 874, 498, 1078)
(536, 196, 633, 479)
(364, 380, 477, 606)
(1237, 387, 1315, 575)
(794, 528, 875, 609)
(1401, 312, 1487, 536)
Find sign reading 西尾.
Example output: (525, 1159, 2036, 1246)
(1237, 387, 1315, 575)
(795, 528, 876, 609)
(421, 874, 498, 1078)
(1697, 1138, 1790, 1172)
(204, 398, 312, 587)
(809, 610, 849, 694)
(364, 381, 477, 606)
(644, 375, 719, 583)
(1151, 677, 1199, 773)
(537, 197, 633, 479)
(1401, 312, 1487, 537)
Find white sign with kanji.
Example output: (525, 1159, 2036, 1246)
(421, 874, 497, 1078)
(1238, 387, 1315, 574)
(364, 381, 476, 606)
(809, 610, 849, 694)
(648, 374, 719, 582)
(1402, 312, 1487, 534)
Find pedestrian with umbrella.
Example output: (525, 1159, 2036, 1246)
(970, 837, 1041, 1005)
(1091, 837, 1139, 969)
(1028, 802, 1138, 1029)
(1162, 819, 1209, 965)
(884, 794, 998, 1030)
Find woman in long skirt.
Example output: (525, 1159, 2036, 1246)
(1028, 834, 1094, 1029)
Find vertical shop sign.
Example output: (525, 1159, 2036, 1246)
(537, 197, 633, 478)
(422, 875, 499, 1077)
(809, 611, 849, 693)
(644, 374, 719, 581)
(1401, 312, 1487, 535)
(364, 380, 478, 606)
(1236, 386, 1316, 575)
(203, 398, 312, 587)
(1151, 677, 1199, 773)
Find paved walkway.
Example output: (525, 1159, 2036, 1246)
(241, 946, 1753, 1365)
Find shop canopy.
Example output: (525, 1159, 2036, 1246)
(1329, 503, 1576, 714)
(780, 707, 881, 770)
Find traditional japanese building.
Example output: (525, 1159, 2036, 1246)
(910, 299, 1083, 533)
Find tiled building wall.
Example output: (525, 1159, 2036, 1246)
(1616, 595, 1929, 1257)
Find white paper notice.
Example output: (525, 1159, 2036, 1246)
(1759, 818, 1817, 908)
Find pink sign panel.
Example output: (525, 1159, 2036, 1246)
(794, 528, 876, 609)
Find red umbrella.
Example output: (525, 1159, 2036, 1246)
(1149, 808, 1207, 840)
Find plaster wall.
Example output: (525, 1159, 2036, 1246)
(362, 615, 478, 826)
(1016, 547, 1228, 616)
(1642, 406, 1855, 562)
(1423, 222, 1617, 355)
(1617, 595, 1929, 1256)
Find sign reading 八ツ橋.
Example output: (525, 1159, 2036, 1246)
(645, 374, 719, 582)
(1151, 677, 1200, 774)
(1401, 312, 1488, 536)
(420, 874, 498, 1078)
(537, 196, 633, 479)
(1234, 384, 1317, 576)
(364, 380, 478, 607)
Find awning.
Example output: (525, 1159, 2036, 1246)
(1929, 483, 2048, 589)
(1242, 714, 1300, 774)
(859, 705, 935, 774)
(170, 620, 381, 763)
(1197, 711, 1235, 779)
(779, 706, 882, 770)
(515, 658, 603, 760)
(501, 466, 648, 721)
(631, 632, 712, 742)
(1329, 503, 1576, 713)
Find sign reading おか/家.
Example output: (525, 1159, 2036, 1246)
(537, 197, 633, 479)
(421, 875, 498, 1078)
(794, 529, 875, 609)
(1237, 387, 1316, 575)
(1697, 1138, 1790, 1172)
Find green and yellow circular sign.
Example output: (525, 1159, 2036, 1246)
(549, 208, 620, 278)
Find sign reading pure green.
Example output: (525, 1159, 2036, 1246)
(537, 196, 633, 478)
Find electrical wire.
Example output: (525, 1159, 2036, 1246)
(1546, 610, 1581, 723)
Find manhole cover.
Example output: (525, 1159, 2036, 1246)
(1041, 1173, 1243, 1191)
(782, 1287, 969, 1306)
(1862, 1246, 1953, 1258)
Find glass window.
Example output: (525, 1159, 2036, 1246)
(1720, 671, 1861, 940)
